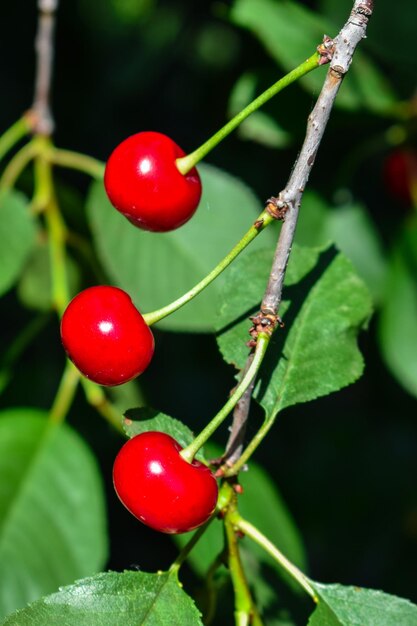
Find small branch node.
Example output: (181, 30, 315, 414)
(265, 195, 289, 221)
(355, 2, 373, 17)
(31, 105, 54, 136)
(247, 310, 283, 347)
(317, 35, 335, 65)
(330, 64, 346, 78)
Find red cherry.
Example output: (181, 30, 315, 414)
(104, 131, 202, 232)
(383, 148, 417, 207)
(60, 285, 154, 386)
(113, 431, 218, 534)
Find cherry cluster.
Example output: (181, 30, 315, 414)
(60, 132, 218, 533)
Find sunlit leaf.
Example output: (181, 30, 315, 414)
(308, 581, 417, 625)
(0, 191, 36, 297)
(1, 571, 203, 626)
(0, 409, 107, 619)
(216, 246, 372, 417)
(378, 219, 417, 398)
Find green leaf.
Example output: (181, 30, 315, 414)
(17, 238, 80, 311)
(0, 191, 36, 297)
(258, 250, 372, 416)
(122, 407, 207, 462)
(0, 409, 107, 619)
(308, 582, 417, 626)
(293, 191, 331, 248)
(378, 219, 417, 398)
(174, 517, 224, 579)
(216, 244, 321, 369)
(238, 459, 308, 612)
(236, 110, 292, 148)
(230, 0, 396, 113)
(228, 73, 292, 148)
(87, 163, 279, 332)
(240, 548, 299, 626)
(327, 202, 387, 303)
(107, 380, 147, 415)
(239, 461, 307, 573)
(216, 246, 373, 416)
(1, 570, 203, 626)
(295, 193, 387, 303)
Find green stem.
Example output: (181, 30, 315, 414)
(49, 361, 81, 425)
(223, 416, 276, 478)
(180, 334, 270, 463)
(50, 147, 105, 179)
(0, 116, 32, 163)
(202, 547, 229, 625)
(0, 140, 38, 191)
(143, 210, 274, 326)
(235, 516, 317, 601)
(169, 479, 237, 577)
(34, 144, 70, 315)
(177, 53, 320, 174)
(169, 517, 215, 576)
(224, 496, 264, 626)
(81, 379, 125, 434)
(32, 137, 53, 208)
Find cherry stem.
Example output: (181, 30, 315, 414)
(224, 489, 264, 626)
(180, 334, 270, 463)
(234, 515, 317, 602)
(169, 516, 216, 577)
(176, 52, 321, 175)
(50, 147, 105, 179)
(202, 548, 228, 624)
(223, 415, 276, 478)
(33, 140, 123, 434)
(33, 136, 70, 315)
(0, 116, 32, 164)
(143, 209, 275, 326)
(0, 140, 38, 192)
(169, 481, 235, 579)
(49, 360, 81, 425)
(81, 379, 125, 434)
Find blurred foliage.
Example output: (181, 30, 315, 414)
(0, 0, 417, 623)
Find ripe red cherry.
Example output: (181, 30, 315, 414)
(104, 131, 202, 232)
(113, 431, 218, 534)
(60, 285, 154, 386)
(383, 148, 417, 207)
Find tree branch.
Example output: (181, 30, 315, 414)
(31, 0, 59, 135)
(223, 0, 374, 466)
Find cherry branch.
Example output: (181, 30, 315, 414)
(31, 0, 59, 135)
(223, 0, 374, 468)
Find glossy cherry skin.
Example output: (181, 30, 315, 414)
(104, 131, 202, 232)
(60, 285, 154, 386)
(113, 431, 219, 534)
